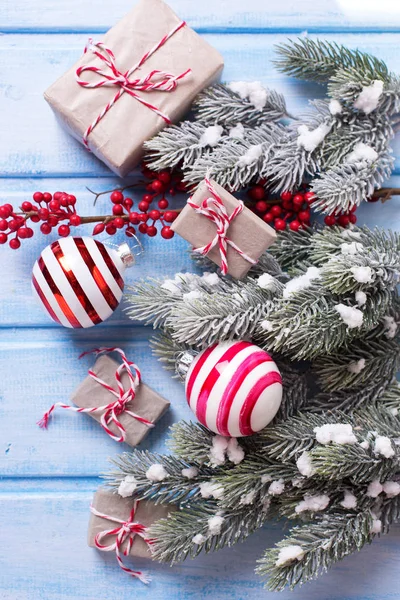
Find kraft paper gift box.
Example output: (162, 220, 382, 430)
(71, 355, 170, 446)
(44, 0, 224, 176)
(171, 179, 277, 279)
(88, 488, 175, 558)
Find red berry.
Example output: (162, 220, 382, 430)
(110, 190, 124, 204)
(8, 219, 19, 232)
(33, 192, 44, 203)
(0, 233, 7, 244)
(9, 238, 21, 249)
(113, 204, 124, 216)
(169, 188, 176, 196)
(280, 191, 292, 202)
(164, 210, 178, 223)
(105, 224, 117, 235)
(161, 226, 174, 239)
(158, 171, 171, 184)
(138, 223, 148, 234)
(124, 198, 133, 209)
(282, 199, 293, 210)
(47, 215, 58, 227)
(0, 205, 12, 218)
(21, 201, 33, 212)
(49, 200, 60, 211)
(337, 214, 350, 227)
(30, 214, 40, 223)
(93, 223, 105, 235)
(293, 193, 304, 206)
(40, 223, 52, 235)
(25, 227, 34, 238)
(271, 205, 282, 217)
(142, 194, 153, 204)
(367, 195, 380, 203)
(17, 227, 28, 238)
(146, 225, 157, 237)
(289, 220, 301, 232)
(146, 183, 154, 192)
(113, 217, 125, 229)
(255, 200, 268, 213)
(54, 191, 63, 201)
(248, 186, 265, 201)
(67, 194, 76, 205)
(304, 191, 316, 203)
(324, 215, 336, 226)
(59, 194, 69, 207)
(349, 213, 357, 224)
(139, 213, 149, 222)
(349, 204, 357, 213)
(149, 209, 161, 221)
(274, 218, 287, 231)
(0, 219, 7, 231)
(58, 224, 70, 237)
(263, 212, 274, 223)
(129, 212, 140, 225)
(43, 192, 52, 203)
(298, 209, 311, 222)
(125, 226, 136, 237)
(158, 198, 169, 210)
(38, 208, 49, 220)
(69, 214, 81, 226)
(138, 200, 150, 212)
(151, 180, 164, 193)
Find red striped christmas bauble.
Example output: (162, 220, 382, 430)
(185, 341, 282, 437)
(32, 236, 133, 328)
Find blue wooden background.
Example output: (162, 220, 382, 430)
(1, 1, 400, 598)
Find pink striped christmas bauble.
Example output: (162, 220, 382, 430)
(185, 341, 282, 437)
(32, 236, 132, 328)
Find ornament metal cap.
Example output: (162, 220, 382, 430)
(117, 242, 135, 268)
(176, 350, 198, 381)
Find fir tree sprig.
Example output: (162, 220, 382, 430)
(274, 38, 390, 84)
(192, 83, 288, 126)
(257, 510, 376, 591)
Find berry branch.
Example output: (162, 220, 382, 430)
(0, 166, 185, 250)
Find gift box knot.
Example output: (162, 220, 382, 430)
(76, 20, 192, 148)
(90, 499, 152, 583)
(188, 177, 258, 275)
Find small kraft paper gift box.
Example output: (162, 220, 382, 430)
(88, 488, 175, 566)
(44, 0, 224, 176)
(71, 353, 170, 446)
(171, 178, 277, 279)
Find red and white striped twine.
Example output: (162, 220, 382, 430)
(188, 178, 257, 275)
(76, 20, 191, 148)
(91, 501, 153, 582)
(37, 347, 154, 442)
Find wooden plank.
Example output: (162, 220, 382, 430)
(1, 0, 400, 33)
(0, 176, 399, 327)
(0, 487, 400, 600)
(0, 33, 399, 177)
(0, 326, 192, 476)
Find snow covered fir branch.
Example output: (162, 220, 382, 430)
(143, 38, 400, 220)
(114, 223, 400, 590)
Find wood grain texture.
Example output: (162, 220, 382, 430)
(1, 0, 400, 32)
(0, 33, 400, 177)
(1, 1, 400, 598)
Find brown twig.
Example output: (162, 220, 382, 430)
(371, 187, 400, 203)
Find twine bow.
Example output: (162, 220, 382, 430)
(187, 178, 258, 275)
(91, 501, 152, 582)
(37, 347, 154, 442)
(76, 20, 191, 148)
